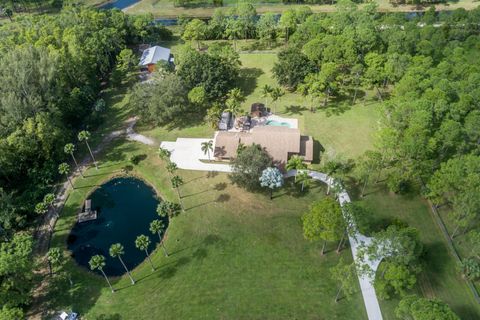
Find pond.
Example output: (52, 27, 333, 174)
(68, 177, 168, 276)
(100, 0, 140, 10)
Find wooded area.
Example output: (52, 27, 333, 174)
(0, 6, 171, 317)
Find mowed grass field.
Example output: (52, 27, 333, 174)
(122, 0, 480, 18)
(357, 184, 480, 319)
(46, 139, 368, 319)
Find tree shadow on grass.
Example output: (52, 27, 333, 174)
(238, 67, 264, 96)
(312, 139, 325, 165)
(284, 105, 309, 115)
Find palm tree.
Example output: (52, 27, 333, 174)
(201, 140, 214, 161)
(43, 193, 57, 229)
(78, 130, 98, 170)
(150, 220, 169, 257)
(225, 88, 245, 118)
(47, 247, 62, 276)
(261, 84, 273, 109)
(135, 235, 155, 271)
(109, 243, 135, 285)
(171, 175, 184, 211)
(158, 147, 171, 161)
(89, 255, 114, 293)
(270, 87, 284, 114)
(166, 162, 177, 177)
(296, 171, 312, 192)
(35, 202, 52, 232)
(64, 143, 84, 178)
(58, 163, 74, 188)
(297, 83, 312, 112)
(286, 155, 307, 182)
(157, 201, 181, 219)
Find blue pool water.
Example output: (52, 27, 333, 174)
(266, 120, 291, 128)
(67, 177, 168, 276)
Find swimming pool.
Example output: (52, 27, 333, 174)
(67, 177, 168, 276)
(266, 120, 291, 128)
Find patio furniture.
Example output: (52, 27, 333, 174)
(251, 103, 267, 118)
(242, 116, 252, 131)
(218, 112, 232, 131)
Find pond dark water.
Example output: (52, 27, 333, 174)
(68, 177, 168, 276)
(100, 0, 140, 10)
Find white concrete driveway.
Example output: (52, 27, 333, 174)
(160, 138, 232, 173)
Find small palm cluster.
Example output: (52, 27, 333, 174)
(58, 130, 99, 190)
(261, 84, 284, 114)
(158, 146, 184, 212)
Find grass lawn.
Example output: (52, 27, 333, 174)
(37, 46, 480, 320)
(356, 184, 480, 319)
(45, 138, 368, 319)
(123, 0, 480, 18)
(237, 53, 380, 162)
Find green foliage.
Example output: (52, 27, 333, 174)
(375, 262, 417, 299)
(229, 144, 273, 191)
(0, 6, 164, 234)
(302, 197, 345, 242)
(272, 47, 315, 89)
(0, 188, 18, 232)
(395, 295, 460, 320)
(47, 247, 62, 270)
(331, 258, 357, 301)
(109, 243, 125, 258)
(342, 202, 374, 236)
(149, 219, 165, 235)
(0, 305, 24, 320)
(130, 74, 189, 125)
(0, 232, 33, 309)
(157, 201, 181, 218)
(458, 258, 480, 281)
(135, 234, 151, 251)
(182, 19, 207, 48)
(256, 12, 277, 45)
(224, 88, 246, 116)
(89, 254, 106, 271)
(177, 46, 240, 100)
(358, 225, 423, 300)
(427, 155, 480, 236)
(188, 86, 208, 107)
(111, 48, 138, 85)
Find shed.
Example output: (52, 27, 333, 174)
(139, 46, 172, 73)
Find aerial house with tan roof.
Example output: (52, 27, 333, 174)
(213, 126, 313, 168)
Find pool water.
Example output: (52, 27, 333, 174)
(67, 177, 168, 276)
(266, 120, 291, 127)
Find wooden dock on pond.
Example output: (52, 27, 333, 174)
(78, 199, 97, 223)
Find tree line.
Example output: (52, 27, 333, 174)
(0, 6, 171, 317)
(268, 1, 480, 251)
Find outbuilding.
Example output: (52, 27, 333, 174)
(138, 45, 173, 73)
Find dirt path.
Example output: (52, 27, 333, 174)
(29, 117, 138, 319)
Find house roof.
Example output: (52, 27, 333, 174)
(214, 126, 313, 165)
(139, 46, 171, 66)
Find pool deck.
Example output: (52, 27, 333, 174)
(228, 114, 298, 133)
